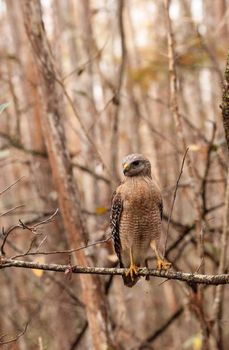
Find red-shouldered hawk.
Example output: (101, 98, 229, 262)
(110, 153, 171, 287)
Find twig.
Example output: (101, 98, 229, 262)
(0, 204, 25, 217)
(0, 176, 25, 196)
(196, 28, 224, 82)
(195, 227, 205, 274)
(162, 202, 224, 262)
(139, 307, 183, 348)
(55, 77, 112, 180)
(12, 235, 111, 259)
(182, 114, 209, 144)
(2, 258, 229, 285)
(15, 235, 40, 259)
(49, 274, 84, 307)
(1, 209, 59, 255)
(1, 231, 85, 308)
(72, 161, 111, 184)
(0, 322, 28, 345)
(27, 208, 59, 228)
(163, 147, 189, 256)
(69, 321, 88, 350)
(1, 225, 20, 255)
(201, 121, 216, 213)
(62, 41, 107, 82)
(141, 114, 182, 153)
(36, 235, 47, 251)
(0, 131, 47, 157)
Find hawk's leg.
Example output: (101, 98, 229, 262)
(150, 241, 171, 270)
(125, 247, 139, 281)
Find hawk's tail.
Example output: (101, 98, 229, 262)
(122, 274, 139, 288)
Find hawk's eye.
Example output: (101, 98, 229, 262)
(132, 160, 140, 166)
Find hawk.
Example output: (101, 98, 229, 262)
(110, 153, 171, 287)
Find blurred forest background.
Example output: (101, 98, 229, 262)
(0, 0, 229, 349)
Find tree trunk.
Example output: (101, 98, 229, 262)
(21, 1, 114, 349)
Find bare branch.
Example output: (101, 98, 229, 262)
(164, 0, 204, 264)
(12, 235, 111, 259)
(110, 0, 127, 182)
(139, 307, 183, 348)
(1, 225, 20, 255)
(0, 322, 28, 345)
(62, 41, 107, 82)
(0, 131, 47, 157)
(0, 176, 25, 196)
(72, 161, 111, 184)
(17, 209, 58, 232)
(55, 76, 112, 181)
(1, 209, 59, 255)
(221, 49, 229, 152)
(1, 258, 229, 285)
(163, 147, 189, 256)
(69, 321, 88, 350)
(0, 204, 25, 217)
(196, 28, 224, 82)
(201, 121, 217, 213)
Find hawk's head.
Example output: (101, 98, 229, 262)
(122, 153, 151, 178)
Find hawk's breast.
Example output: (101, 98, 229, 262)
(118, 177, 162, 266)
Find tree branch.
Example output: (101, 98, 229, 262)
(139, 307, 183, 348)
(164, 0, 204, 269)
(211, 49, 229, 346)
(164, 147, 189, 256)
(0, 322, 29, 345)
(1, 258, 229, 285)
(0, 131, 47, 157)
(0, 176, 25, 196)
(110, 0, 126, 182)
(221, 49, 229, 152)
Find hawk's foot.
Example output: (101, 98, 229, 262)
(156, 258, 171, 270)
(126, 264, 139, 281)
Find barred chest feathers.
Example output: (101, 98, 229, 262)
(120, 177, 159, 211)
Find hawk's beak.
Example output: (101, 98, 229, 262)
(123, 163, 130, 174)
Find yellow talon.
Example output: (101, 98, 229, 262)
(126, 264, 139, 281)
(126, 247, 139, 281)
(156, 258, 171, 270)
(150, 240, 171, 271)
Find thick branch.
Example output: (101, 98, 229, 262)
(2, 258, 229, 285)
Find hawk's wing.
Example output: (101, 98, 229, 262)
(110, 191, 123, 267)
(152, 182, 163, 221)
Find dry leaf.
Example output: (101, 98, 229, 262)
(32, 256, 45, 278)
(193, 334, 202, 350)
(95, 207, 107, 215)
(188, 144, 201, 152)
